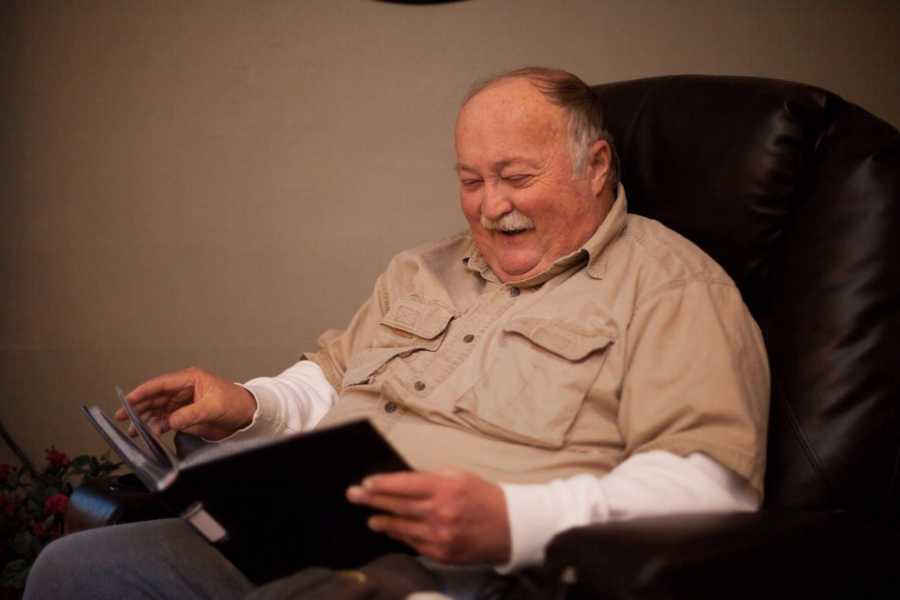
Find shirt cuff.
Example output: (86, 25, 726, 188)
(233, 380, 287, 437)
(497, 476, 610, 572)
(497, 483, 560, 571)
(208, 360, 337, 444)
(204, 379, 304, 443)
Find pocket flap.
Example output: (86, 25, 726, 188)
(380, 298, 455, 340)
(503, 317, 615, 362)
(341, 348, 400, 388)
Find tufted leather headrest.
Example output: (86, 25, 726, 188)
(592, 75, 900, 514)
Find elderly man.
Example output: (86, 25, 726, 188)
(26, 67, 768, 599)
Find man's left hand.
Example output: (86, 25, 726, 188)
(346, 469, 511, 565)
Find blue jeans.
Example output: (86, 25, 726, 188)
(25, 518, 505, 599)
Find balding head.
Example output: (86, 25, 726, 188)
(462, 67, 619, 188)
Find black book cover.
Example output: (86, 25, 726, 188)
(83, 396, 413, 584)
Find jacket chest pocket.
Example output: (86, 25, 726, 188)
(342, 298, 455, 390)
(455, 316, 615, 449)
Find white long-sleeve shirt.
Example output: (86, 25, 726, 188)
(225, 360, 758, 571)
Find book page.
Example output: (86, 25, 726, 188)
(82, 405, 175, 491)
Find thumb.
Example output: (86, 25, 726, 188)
(168, 403, 209, 431)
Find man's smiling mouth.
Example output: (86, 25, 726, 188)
(500, 228, 529, 237)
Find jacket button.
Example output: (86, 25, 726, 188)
(384, 401, 398, 413)
(509, 287, 520, 297)
(463, 334, 475, 343)
(414, 381, 426, 391)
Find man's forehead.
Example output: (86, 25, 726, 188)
(455, 78, 567, 167)
(457, 78, 565, 132)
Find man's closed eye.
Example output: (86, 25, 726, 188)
(503, 174, 533, 187)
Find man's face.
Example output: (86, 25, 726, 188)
(455, 78, 610, 283)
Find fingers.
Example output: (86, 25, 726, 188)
(113, 367, 256, 441)
(125, 411, 170, 436)
(116, 392, 190, 420)
(365, 506, 464, 564)
(347, 472, 457, 557)
(116, 369, 201, 422)
(368, 514, 433, 545)
(348, 469, 511, 565)
(126, 370, 200, 404)
(347, 471, 460, 520)
(358, 472, 444, 498)
(346, 485, 429, 517)
(364, 516, 448, 561)
(167, 402, 211, 431)
(146, 415, 169, 435)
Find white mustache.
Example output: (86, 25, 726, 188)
(481, 210, 535, 232)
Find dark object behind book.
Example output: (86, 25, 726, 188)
(82, 392, 413, 584)
(65, 472, 171, 535)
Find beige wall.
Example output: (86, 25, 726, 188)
(2, 0, 899, 466)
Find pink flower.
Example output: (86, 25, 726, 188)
(31, 521, 46, 538)
(45, 447, 70, 470)
(44, 493, 69, 516)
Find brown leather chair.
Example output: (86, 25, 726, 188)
(541, 75, 900, 599)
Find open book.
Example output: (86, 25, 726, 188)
(82, 388, 412, 584)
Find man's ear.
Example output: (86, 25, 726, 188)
(587, 140, 611, 198)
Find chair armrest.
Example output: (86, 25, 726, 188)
(64, 477, 127, 534)
(64, 474, 172, 534)
(543, 510, 899, 599)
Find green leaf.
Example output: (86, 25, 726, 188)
(11, 531, 35, 556)
(1, 558, 31, 589)
(70, 455, 92, 469)
(8, 469, 23, 488)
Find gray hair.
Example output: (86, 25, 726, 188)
(464, 67, 620, 191)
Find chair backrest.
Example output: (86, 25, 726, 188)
(592, 75, 900, 515)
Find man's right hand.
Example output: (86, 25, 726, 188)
(115, 367, 258, 441)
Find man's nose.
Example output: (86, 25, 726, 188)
(481, 181, 513, 220)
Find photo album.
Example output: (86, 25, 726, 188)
(82, 389, 412, 583)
